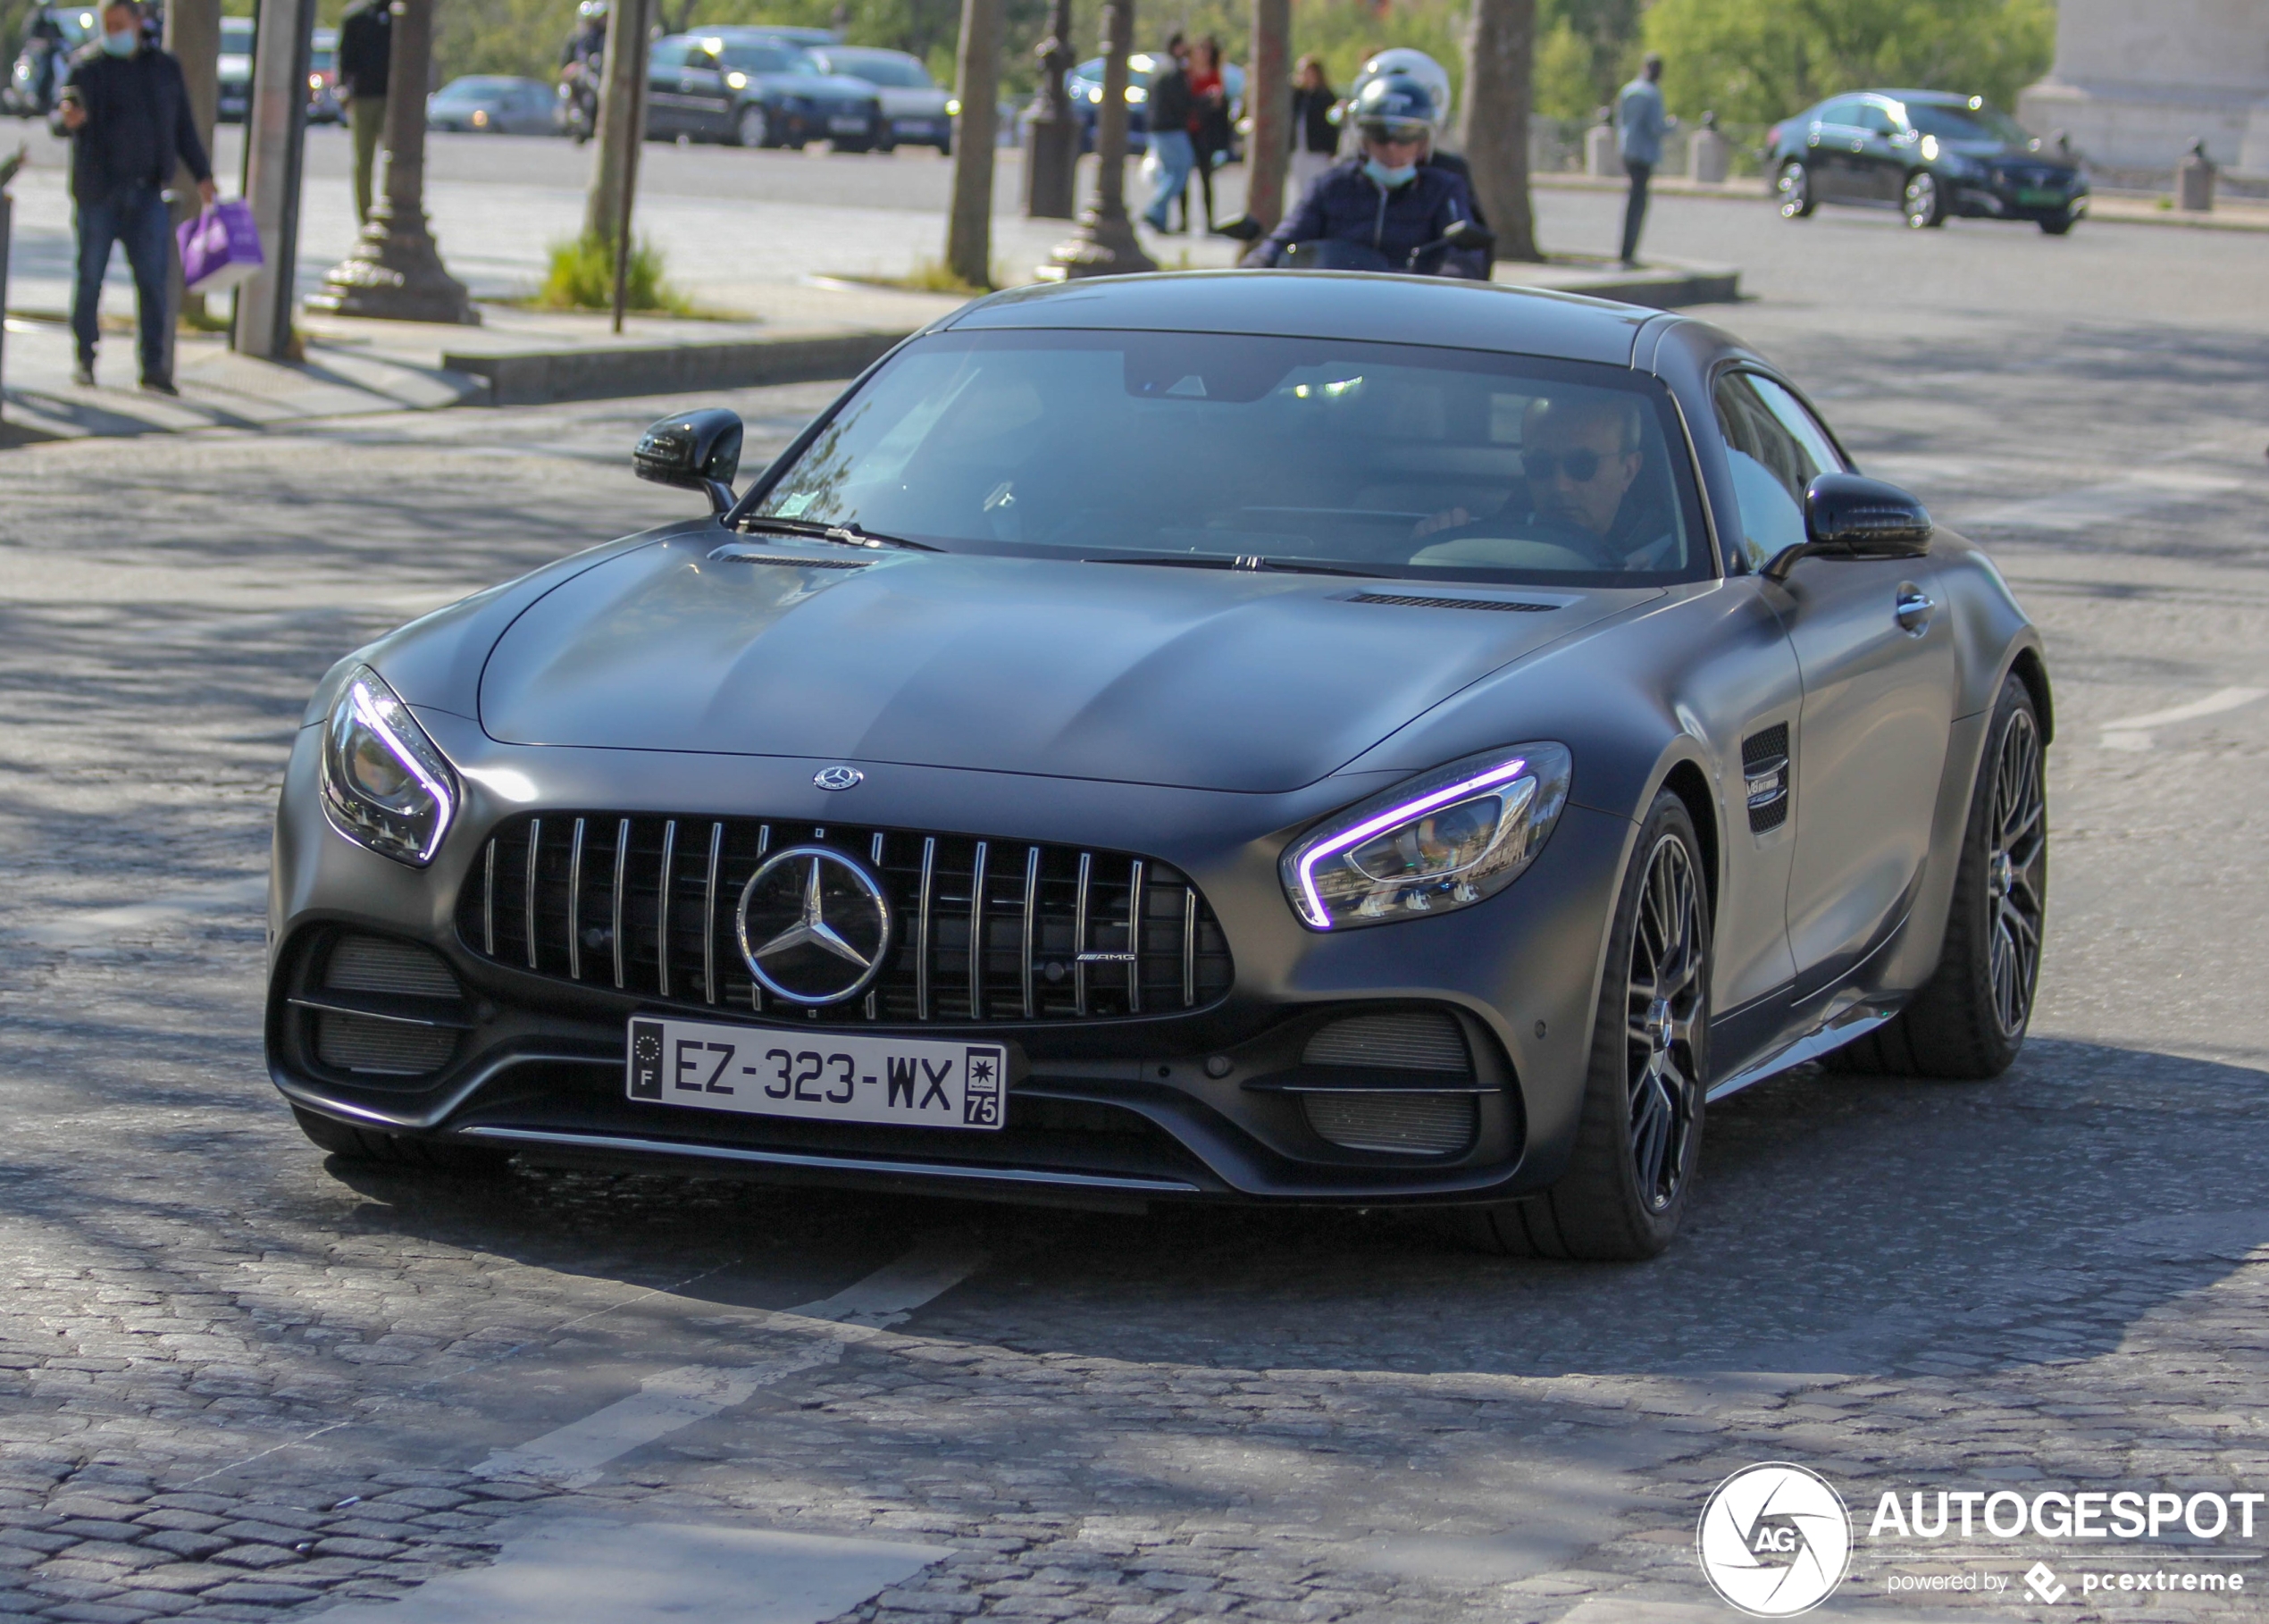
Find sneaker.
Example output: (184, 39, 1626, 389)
(71, 361, 95, 388)
(138, 376, 179, 397)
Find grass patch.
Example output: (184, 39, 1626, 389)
(830, 257, 998, 295)
(533, 230, 692, 314)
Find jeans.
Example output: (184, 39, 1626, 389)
(1620, 159, 1653, 263)
(352, 96, 387, 223)
(1142, 130, 1195, 230)
(73, 182, 173, 381)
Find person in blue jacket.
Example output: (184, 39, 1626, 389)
(1242, 74, 1486, 277)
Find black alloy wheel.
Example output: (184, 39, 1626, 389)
(1903, 170, 1947, 228)
(1626, 829, 1706, 1215)
(1984, 704, 2047, 1040)
(1445, 790, 1711, 1261)
(1777, 158, 1815, 218)
(1828, 673, 2047, 1080)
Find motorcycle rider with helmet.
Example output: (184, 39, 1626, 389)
(1346, 47, 1488, 234)
(558, 0, 606, 143)
(1241, 73, 1486, 277)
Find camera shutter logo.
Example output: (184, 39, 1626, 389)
(1695, 1463, 1852, 1617)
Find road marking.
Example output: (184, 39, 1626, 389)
(311, 1517, 951, 1623)
(1968, 468, 2244, 532)
(473, 1238, 984, 1488)
(2099, 686, 2265, 751)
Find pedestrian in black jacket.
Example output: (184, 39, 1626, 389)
(336, 0, 392, 224)
(58, 0, 214, 392)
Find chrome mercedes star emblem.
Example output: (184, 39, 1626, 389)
(735, 846, 892, 1005)
(814, 766, 863, 791)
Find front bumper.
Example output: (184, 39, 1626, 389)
(269, 713, 1629, 1208)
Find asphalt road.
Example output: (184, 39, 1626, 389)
(0, 196, 2266, 1623)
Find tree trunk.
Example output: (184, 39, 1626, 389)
(1457, 0, 1542, 264)
(584, 0, 649, 247)
(944, 0, 1006, 288)
(1244, 0, 1289, 231)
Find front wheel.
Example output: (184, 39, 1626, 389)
(1829, 674, 2046, 1078)
(1777, 158, 1815, 218)
(2039, 213, 2075, 235)
(1454, 791, 1711, 1260)
(1903, 169, 1947, 228)
(735, 103, 768, 148)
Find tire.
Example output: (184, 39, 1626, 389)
(1828, 674, 2046, 1080)
(1452, 791, 1712, 1260)
(1777, 158, 1815, 219)
(735, 103, 768, 149)
(291, 1106, 513, 1175)
(1903, 169, 1947, 228)
(936, 131, 952, 156)
(833, 138, 874, 154)
(2039, 213, 2074, 235)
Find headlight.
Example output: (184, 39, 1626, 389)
(1281, 745, 1570, 930)
(320, 665, 458, 866)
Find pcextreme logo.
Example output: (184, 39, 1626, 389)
(1696, 1463, 1854, 1617)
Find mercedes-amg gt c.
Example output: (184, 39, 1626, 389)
(268, 272, 2049, 1260)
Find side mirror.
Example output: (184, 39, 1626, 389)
(1762, 472, 1933, 582)
(633, 408, 743, 514)
(1442, 217, 1495, 255)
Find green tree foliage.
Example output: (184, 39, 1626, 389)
(1642, 0, 2054, 128)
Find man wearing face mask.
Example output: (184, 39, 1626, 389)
(57, 0, 215, 393)
(1241, 74, 1483, 277)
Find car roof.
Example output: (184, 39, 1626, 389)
(825, 45, 917, 60)
(944, 272, 1654, 366)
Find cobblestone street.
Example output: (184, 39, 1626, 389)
(1, 200, 2267, 1622)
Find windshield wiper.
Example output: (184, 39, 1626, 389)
(738, 515, 943, 552)
(1085, 553, 1394, 578)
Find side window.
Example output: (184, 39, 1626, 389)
(1813, 96, 1862, 130)
(1712, 373, 1832, 573)
(649, 39, 687, 71)
(1856, 103, 1897, 136)
(1746, 376, 1846, 480)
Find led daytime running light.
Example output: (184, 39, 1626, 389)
(348, 679, 456, 864)
(1294, 758, 1529, 929)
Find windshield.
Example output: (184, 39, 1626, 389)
(831, 53, 929, 87)
(750, 331, 1709, 585)
(1905, 100, 2031, 146)
(718, 42, 813, 73)
(435, 77, 515, 99)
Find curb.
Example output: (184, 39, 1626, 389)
(440, 329, 917, 408)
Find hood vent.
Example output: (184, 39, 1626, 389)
(1347, 592, 1556, 613)
(707, 545, 871, 570)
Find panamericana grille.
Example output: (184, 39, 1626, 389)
(456, 814, 1233, 1023)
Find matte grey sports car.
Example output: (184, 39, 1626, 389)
(268, 272, 2049, 1260)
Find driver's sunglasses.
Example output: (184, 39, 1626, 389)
(1525, 448, 1610, 482)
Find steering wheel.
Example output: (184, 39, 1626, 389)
(1522, 515, 1624, 570)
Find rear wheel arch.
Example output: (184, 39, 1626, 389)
(2008, 645, 2054, 744)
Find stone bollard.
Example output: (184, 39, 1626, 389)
(1688, 112, 1729, 184)
(1586, 114, 1620, 178)
(2176, 138, 2215, 211)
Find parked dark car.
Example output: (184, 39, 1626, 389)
(216, 14, 251, 121)
(307, 26, 340, 124)
(1768, 89, 2089, 233)
(1066, 51, 1243, 156)
(5, 6, 95, 118)
(646, 29, 883, 151)
(428, 74, 559, 136)
(268, 272, 2051, 1262)
(816, 45, 950, 153)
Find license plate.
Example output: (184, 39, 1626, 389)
(2016, 187, 2064, 206)
(830, 115, 868, 133)
(627, 1015, 1008, 1130)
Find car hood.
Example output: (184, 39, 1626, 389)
(476, 540, 1642, 792)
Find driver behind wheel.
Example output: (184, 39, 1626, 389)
(1414, 394, 1677, 571)
(1242, 74, 1486, 277)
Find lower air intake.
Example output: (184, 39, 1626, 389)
(327, 935, 461, 999)
(1303, 1093, 1477, 1156)
(1302, 1010, 1470, 1073)
(315, 1011, 459, 1076)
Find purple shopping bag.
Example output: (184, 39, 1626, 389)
(177, 199, 264, 294)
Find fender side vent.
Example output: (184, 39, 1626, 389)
(1743, 723, 1791, 833)
(1347, 592, 1556, 613)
